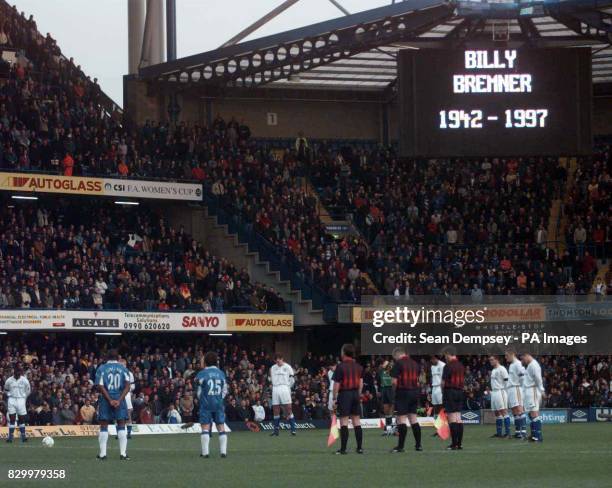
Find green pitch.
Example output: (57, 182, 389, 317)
(1, 425, 610, 487)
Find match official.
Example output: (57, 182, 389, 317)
(390, 347, 422, 453)
(442, 349, 465, 450)
(332, 344, 364, 455)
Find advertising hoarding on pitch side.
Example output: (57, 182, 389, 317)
(0, 172, 203, 201)
(0, 310, 293, 333)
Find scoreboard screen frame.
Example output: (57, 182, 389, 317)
(398, 47, 593, 158)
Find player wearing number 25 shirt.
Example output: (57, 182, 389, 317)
(195, 352, 229, 458)
(195, 363, 228, 426)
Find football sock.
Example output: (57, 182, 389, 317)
(531, 417, 542, 440)
(520, 414, 527, 434)
(449, 422, 458, 446)
(127, 425, 132, 437)
(8, 424, 14, 440)
(503, 415, 511, 436)
(411, 422, 422, 447)
(288, 414, 297, 432)
(354, 425, 363, 450)
(18, 423, 26, 440)
(496, 416, 503, 436)
(513, 415, 521, 434)
(386, 416, 393, 432)
(273, 415, 281, 433)
(457, 423, 464, 447)
(219, 431, 227, 455)
(117, 426, 128, 456)
(98, 426, 108, 457)
(397, 423, 407, 449)
(201, 431, 210, 456)
(340, 426, 349, 451)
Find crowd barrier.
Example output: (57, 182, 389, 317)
(1, 409, 608, 439)
(0, 423, 229, 440)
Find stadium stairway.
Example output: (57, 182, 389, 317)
(165, 204, 324, 326)
(303, 178, 380, 294)
(548, 157, 578, 256)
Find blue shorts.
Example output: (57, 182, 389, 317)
(98, 398, 128, 422)
(199, 409, 225, 425)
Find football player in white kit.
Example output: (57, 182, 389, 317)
(119, 359, 135, 439)
(269, 353, 296, 436)
(521, 353, 545, 442)
(505, 349, 527, 438)
(430, 356, 445, 437)
(327, 362, 337, 412)
(3, 365, 31, 443)
(489, 356, 511, 438)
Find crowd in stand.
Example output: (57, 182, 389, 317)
(0, 199, 284, 312)
(565, 150, 611, 264)
(0, 335, 609, 426)
(311, 146, 610, 299)
(2, 0, 610, 307)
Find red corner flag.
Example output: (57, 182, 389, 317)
(327, 415, 340, 447)
(433, 409, 450, 440)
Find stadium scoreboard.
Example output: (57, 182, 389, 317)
(398, 48, 592, 158)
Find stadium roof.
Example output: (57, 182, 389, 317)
(139, 0, 612, 90)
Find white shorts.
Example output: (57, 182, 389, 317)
(7, 398, 27, 416)
(506, 386, 523, 409)
(431, 386, 443, 406)
(491, 390, 508, 411)
(272, 385, 292, 406)
(523, 386, 542, 413)
(125, 392, 133, 410)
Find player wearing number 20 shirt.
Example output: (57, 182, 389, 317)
(95, 360, 130, 422)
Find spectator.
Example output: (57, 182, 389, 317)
(80, 399, 95, 424)
(166, 404, 182, 424)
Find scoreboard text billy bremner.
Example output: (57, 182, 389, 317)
(440, 49, 548, 130)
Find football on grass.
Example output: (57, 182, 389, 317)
(42, 436, 55, 447)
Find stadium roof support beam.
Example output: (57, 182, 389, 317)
(219, 0, 302, 48)
(140, 0, 165, 68)
(445, 18, 474, 39)
(328, 0, 351, 16)
(166, 0, 177, 61)
(571, 10, 612, 34)
(128, 0, 145, 74)
(218, 0, 351, 49)
(141, 1, 450, 76)
(547, 4, 612, 39)
(518, 17, 541, 41)
(141, 0, 454, 88)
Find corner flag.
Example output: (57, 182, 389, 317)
(327, 414, 339, 447)
(434, 409, 450, 440)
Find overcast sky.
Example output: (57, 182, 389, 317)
(11, 0, 391, 105)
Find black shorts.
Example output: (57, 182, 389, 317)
(381, 387, 395, 405)
(443, 389, 465, 413)
(337, 390, 361, 417)
(395, 389, 418, 415)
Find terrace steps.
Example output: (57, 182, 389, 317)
(165, 204, 324, 326)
